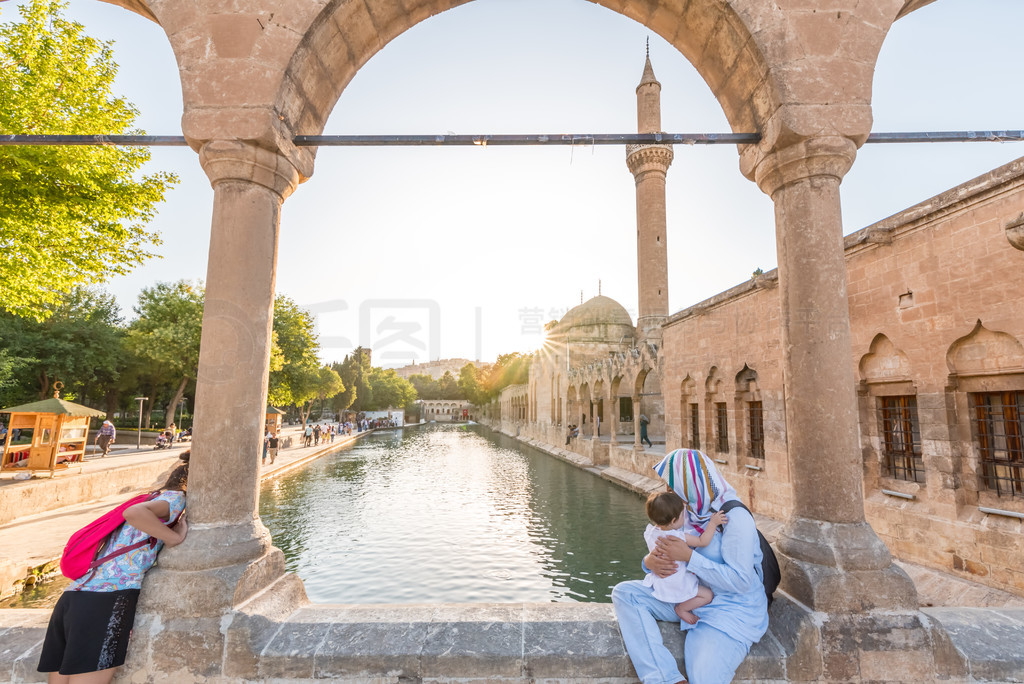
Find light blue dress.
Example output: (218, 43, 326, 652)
(612, 498, 769, 684)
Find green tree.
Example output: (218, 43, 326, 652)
(0, 0, 177, 320)
(407, 373, 441, 400)
(126, 281, 204, 427)
(457, 363, 484, 405)
(290, 365, 343, 426)
(267, 295, 320, 407)
(438, 371, 461, 400)
(0, 287, 123, 406)
(330, 354, 360, 412)
(477, 352, 532, 403)
(347, 347, 375, 413)
(364, 367, 416, 411)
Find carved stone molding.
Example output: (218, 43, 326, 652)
(625, 143, 674, 176)
(199, 139, 301, 200)
(753, 136, 858, 198)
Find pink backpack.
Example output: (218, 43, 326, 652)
(60, 491, 161, 580)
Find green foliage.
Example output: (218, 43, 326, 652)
(126, 281, 204, 425)
(408, 373, 441, 399)
(363, 367, 416, 411)
(330, 351, 364, 412)
(288, 364, 343, 426)
(474, 352, 531, 403)
(0, 287, 123, 405)
(347, 347, 375, 413)
(127, 281, 204, 382)
(0, 0, 177, 320)
(457, 363, 485, 405)
(268, 296, 320, 407)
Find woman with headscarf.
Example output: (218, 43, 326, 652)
(612, 448, 769, 684)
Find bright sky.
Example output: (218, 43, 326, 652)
(8, 0, 1024, 366)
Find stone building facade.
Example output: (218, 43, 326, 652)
(501, 57, 1024, 599)
(419, 399, 474, 422)
(659, 156, 1024, 596)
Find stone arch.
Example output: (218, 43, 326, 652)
(680, 374, 700, 449)
(277, 0, 780, 149)
(947, 321, 1024, 378)
(734, 364, 763, 463)
(735, 364, 759, 392)
(705, 366, 723, 395)
(593, 379, 606, 436)
(860, 333, 913, 384)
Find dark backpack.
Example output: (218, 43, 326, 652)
(719, 500, 781, 607)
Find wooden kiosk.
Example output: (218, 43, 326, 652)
(1, 388, 106, 477)
(265, 406, 285, 435)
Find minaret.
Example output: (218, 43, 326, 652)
(626, 47, 673, 343)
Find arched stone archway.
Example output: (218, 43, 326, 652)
(106, 0, 942, 676)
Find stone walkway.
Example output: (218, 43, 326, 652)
(0, 424, 387, 600)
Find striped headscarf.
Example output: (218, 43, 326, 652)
(653, 449, 736, 535)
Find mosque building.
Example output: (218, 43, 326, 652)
(494, 53, 1024, 600)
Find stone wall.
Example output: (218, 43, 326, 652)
(661, 157, 1024, 595)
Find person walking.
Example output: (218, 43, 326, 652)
(639, 414, 652, 448)
(266, 432, 279, 464)
(95, 420, 116, 457)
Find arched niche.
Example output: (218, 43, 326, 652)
(860, 333, 913, 389)
(735, 364, 759, 394)
(947, 321, 1024, 387)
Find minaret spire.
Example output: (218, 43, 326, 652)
(626, 47, 673, 342)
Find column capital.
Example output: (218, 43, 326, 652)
(751, 136, 857, 198)
(199, 139, 301, 200)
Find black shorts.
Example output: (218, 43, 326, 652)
(37, 589, 140, 675)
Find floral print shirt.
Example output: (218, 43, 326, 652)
(69, 490, 186, 592)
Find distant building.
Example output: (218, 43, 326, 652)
(393, 358, 478, 380)
(419, 400, 474, 422)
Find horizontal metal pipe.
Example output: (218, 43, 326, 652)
(293, 133, 762, 146)
(0, 134, 189, 146)
(0, 130, 1021, 147)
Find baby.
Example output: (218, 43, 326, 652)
(642, 489, 728, 624)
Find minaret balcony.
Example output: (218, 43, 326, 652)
(626, 142, 674, 175)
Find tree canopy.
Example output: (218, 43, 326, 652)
(268, 295, 321, 408)
(0, 287, 123, 405)
(0, 0, 176, 320)
(126, 281, 204, 426)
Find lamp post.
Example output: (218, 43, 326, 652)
(179, 398, 187, 430)
(134, 396, 148, 451)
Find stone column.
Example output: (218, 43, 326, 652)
(753, 137, 917, 613)
(609, 386, 619, 446)
(633, 393, 642, 451)
(131, 141, 308, 674)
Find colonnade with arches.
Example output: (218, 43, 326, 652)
(76, 0, 975, 679)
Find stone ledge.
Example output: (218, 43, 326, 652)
(7, 597, 1024, 682)
(922, 607, 1024, 682)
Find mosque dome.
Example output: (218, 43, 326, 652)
(554, 295, 635, 344)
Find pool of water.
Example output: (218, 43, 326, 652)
(1, 424, 652, 609)
(259, 424, 650, 603)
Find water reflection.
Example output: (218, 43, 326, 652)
(259, 424, 650, 604)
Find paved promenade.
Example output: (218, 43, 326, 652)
(0, 423, 382, 602)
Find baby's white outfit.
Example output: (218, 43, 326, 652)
(641, 524, 700, 603)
